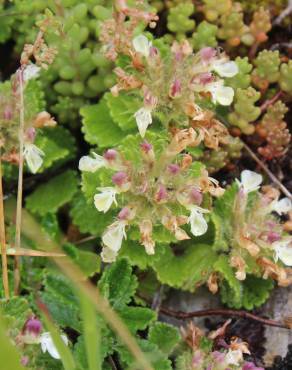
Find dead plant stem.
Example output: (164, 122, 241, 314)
(0, 155, 9, 299)
(14, 68, 25, 295)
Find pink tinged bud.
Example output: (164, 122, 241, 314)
(143, 89, 157, 108)
(267, 231, 281, 243)
(149, 46, 158, 57)
(24, 317, 42, 336)
(168, 164, 180, 175)
(212, 351, 225, 363)
(3, 106, 13, 120)
(189, 187, 203, 205)
(104, 149, 117, 161)
(242, 362, 264, 370)
(118, 207, 130, 220)
(112, 171, 127, 186)
(199, 72, 214, 85)
(21, 356, 29, 366)
(200, 47, 216, 63)
(169, 78, 182, 98)
(192, 351, 203, 366)
(25, 127, 36, 143)
(140, 140, 152, 153)
(155, 184, 168, 202)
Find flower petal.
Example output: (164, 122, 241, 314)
(274, 240, 292, 266)
(101, 246, 118, 263)
(272, 197, 292, 215)
(213, 85, 234, 106)
(213, 61, 238, 78)
(24, 143, 44, 174)
(189, 208, 208, 236)
(23, 64, 41, 81)
(40, 332, 68, 360)
(240, 170, 262, 193)
(102, 221, 126, 252)
(132, 35, 151, 57)
(94, 187, 117, 213)
(134, 107, 152, 137)
(78, 153, 106, 172)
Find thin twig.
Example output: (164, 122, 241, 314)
(14, 68, 25, 295)
(6, 248, 66, 257)
(158, 306, 291, 330)
(0, 155, 10, 299)
(260, 91, 283, 113)
(242, 141, 292, 200)
(273, 0, 292, 25)
(75, 235, 98, 245)
(108, 356, 118, 370)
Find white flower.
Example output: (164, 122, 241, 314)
(225, 349, 243, 366)
(134, 107, 152, 137)
(273, 239, 292, 266)
(237, 170, 263, 193)
(101, 246, 118, 263)
(40, 332, 68, 360)
(188, 206, 209, 236)
(23, 143, 44, 174)
(94, 187, 117, 213)
(205, 80, 235, 106)
(79, 152, 106, 172)
(212, 60, 239, 78)
(23, 64, 41, 81)
(102, 221, 127, 252)
(271, 197, 292, 215)
(132, 35, 152, 57)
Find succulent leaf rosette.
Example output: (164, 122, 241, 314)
(80, 129, 224, 262)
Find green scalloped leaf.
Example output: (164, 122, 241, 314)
(41, 272, 81, 332)
(62, 243, 101, 278)
(151, 243, 217, 290)
(80, 97, 124, 148)
(214, 255, 241, 303)
(211, 183, 238, 251)
(148, 322, 180, 355)
(119, 306, 156, 333)
(98, 259, 138, 310)
(0, 297, 32, 330)
(117, 339, 172, 370)
(35, 127, 76, 171)
(70, 191, 112, 236)
(105, 92, 140, 131)
(220, 275, 274, 310)
(26, 170, 78, 215)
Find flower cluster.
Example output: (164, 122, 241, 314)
(79, 129, 224, 262)
(111, 34, 238, 139)
(19, 316, 68, 361)
(226, 170, 292, 286)
(180, 320, 264, 370)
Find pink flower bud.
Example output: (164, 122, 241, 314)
(118, 207, 130, 220)
(267, 231, 281, 243)
(3, 106, 13, 120)
(199, 72, 214, 85)
(200, 47, 216, 63)
(24, 316, 42, 337)
(104, 149, 117, 161)
(242, 362, 264, 370)
(169, 78, 182, 98)
(189, 187, 203, 205)
(192, 351, 203, 366)
(21, 356, 29, 366)
(143, 88, 157, 108)
(212, 351, 225, 363)
(112, 171, 127, 186)
(155, 184, 168, 202)
(168, 164, 180, 175)
(25, 127, 36, 143)
(149, 47, 158, 57)
(140, 140, 152, 153)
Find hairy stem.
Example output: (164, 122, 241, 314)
(14, 68, 25, 295)
(0, 155, 10, 299)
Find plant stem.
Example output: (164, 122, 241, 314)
(158, 306, 291, 329)
(14, 68, 25, 295)
(260, 90, 283, 112)
(0, 155, 10, 299)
